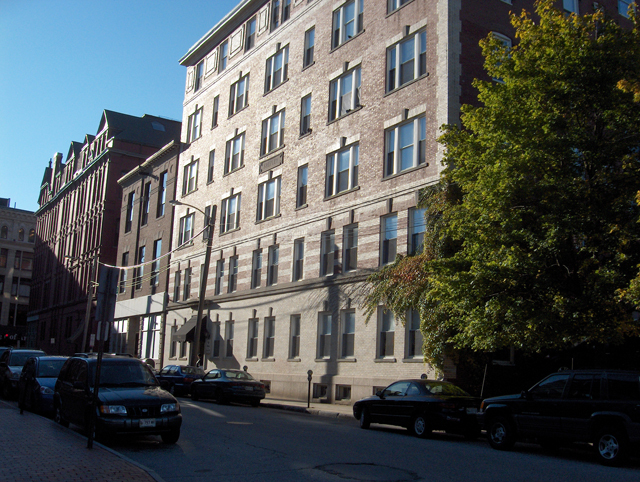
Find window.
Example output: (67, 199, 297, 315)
(326, 144, 359, 197)
(224, 133, 245, 173)
(343, 224, 358, 271)
(183, 159, 199, 195)
(300, 94, 312, 136)
(271, 0, 281, 29)
(194, 60, 205, 92)
(388, 0, 411, 13)
(303, 27, 315, 68)
(18, 278, 30, 298)
(529, 374, 570, 400)
(257, 176, 281, 221)
(251, 250, 262, 289)
(11, 277, 18, 297)
(228, 256, 238, 293)
(265, 46, 289, 92)
(141, 182, 151, 225)
(282, 0, 291, 22)
(151, 239, 162, 286)
(183, 267, 192, 301)
(320, 230, 338, 276)
(0, 226, 7, 239)
(18, 228, 24, 241)
(173, 270, 181, 302)
(179, 212, 195, 246)
(381, 214, 398, 265)
(135, 246, 145, 290)
(490, 32, 512, 82)
(248, 319, 259, 358)
(219, 40, 229, 72)
(408, 207, 426, 255)
(211, 322, 222, 357)
(225, 320, 234, 357)
(28, 229, 35, 243)
(119, 252, 129, 293)
(336, 385, 351, 401)
(379, 308, 395, 358)
(156, 171, 167, 217)
(187, 107, 203, 142)
(619, 0, 636, 17)
(245, 16, 257, 51)
(289, 315, 300, 359)
(332, 0, 364, 49)
(386, 29, 426, 92)
(263, 317, 275, 358)
(261, 109, 286, 155)
(212, 95, 219, 128)
(215, 259, 224, 295)
(229, 74, 249, 116)
(341, 311, 355, 358)
(317, 313, 332, 359)
(267, 245, 279, 286)
(567, 374, 601, 400)
(125, 192, 135, 233)
(296, 165, 308, 207)
(563, 0, 578, 13)
(205, 150, 216, 184)
(203, 205, 212, 241)
(406, 310, 423, 358)
(293, 238, 304, 281)
(329, 67, 361, 121)
(220, 193, 241, 233)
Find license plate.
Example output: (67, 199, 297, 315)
(466, 407, 478, 414)
(244, 386, 253, 391)
(140, 419, 156, 428)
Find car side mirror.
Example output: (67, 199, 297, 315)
(376, 390, 384, 399)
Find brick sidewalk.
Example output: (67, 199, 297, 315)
(0, 401, 161, 482)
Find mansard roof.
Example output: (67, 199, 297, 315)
(66, 141, 83, 163)
(97, 110, 181, 149)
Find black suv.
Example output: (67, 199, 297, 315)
(54, 356, 182, 443)
(479, 369, 640, 465)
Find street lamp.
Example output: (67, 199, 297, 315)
(170, 199, 215, 367)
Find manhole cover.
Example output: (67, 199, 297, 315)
(315, 463, 420, 482)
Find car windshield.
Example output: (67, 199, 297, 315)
(10, 352, 45, 367)
(421, 381, 470, 396)
(224, 371, 255, 380)
(182, 366, 205, 376)
(37, 359, 66, 378)
(96, 361, 158, 387)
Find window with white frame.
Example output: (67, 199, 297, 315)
(386, 29, 426, 92)
(245, 16, 257, 51)
(183, 158, 199, 195)
(141, 182, 150, 225)
(317, 313, 332, 359)
(332, 0, 364, 49)
(194, 60, 205, 92)
(267, 245, 279, 286)
(378, 308, 395, 358)
(219, 40, 229, 72)
(248, 319, 259, 358)
(381, 214, 397, 265)
(156, 171, 167, 218)
(212, 95, 219, 128)
(261, 109, 286, 155)
(320, 230, 338, 276)
(228, 255, 238, 293)
(207, 150, 215, 184)
(408, 207, 426, 255)
(289, 315, 300, 359)
(293, 238, 304, 281)
(141, 315, 161, 359)
(186, 107, 203, 143)
(263, 317, 275, 358)
(300, 95, 312, 136)
(563, 0, 578, 13)
(406, 309, 423, 358)
(326, 143, 359, 197)
(385, 115, 426, 177)
(341, 310, 355, 358)
(257, 177, 281, 222)
(388, 0, 412, 13)
(183, 267, 191, 301)
(297, 164, 308, 207)
(151, 239, 161, 286)
(178, 212, 195, 246)
(215, 259, 224, 295)
(619, 0, 636, 17)
(225, 320, 234, 357)
(343, 224, 358, 271)
(229, 74, 249, 116)
(329, 67, 361, 121)
(265, 45, 289, 92)
(251, 250, 262, 289)
(303, 27, 315, 68)
(224, 133, 245, 174)
(134, 246, 145, 290)
(125, 192, 135, 233)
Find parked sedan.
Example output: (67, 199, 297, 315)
(156, 365, 204, 396)
(0, 348, 46, 399)
(190, 369, 266, 406)
(353, 379, 481, 438)
(18, 356, 68, 415)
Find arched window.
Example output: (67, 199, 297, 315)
(0, 225, 7, 239)
(18, 228, 24, 241)
(28, 229, 35, 243)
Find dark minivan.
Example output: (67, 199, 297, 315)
(479, 369, 640, 465)
(54, 355, 182, 443)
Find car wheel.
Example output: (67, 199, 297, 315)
(410, 414, 431, 438)
(191, 387, 199, 401)
(488, 416, 516, 450)
(54, 406, 69, 428)
(161, 429, 180, 444)
(595, 426, 628, 466)
(359, 407, 370, 430)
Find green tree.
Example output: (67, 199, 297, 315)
(365, 0, 640, 370)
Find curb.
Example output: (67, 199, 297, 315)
(261, 401, 354, 420)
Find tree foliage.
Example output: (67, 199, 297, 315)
(364, 0, 640, 370)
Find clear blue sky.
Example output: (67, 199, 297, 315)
(0, 0, 239, 212)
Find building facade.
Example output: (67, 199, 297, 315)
(30, 111, 181, 355)
(0, 198, 36, 346)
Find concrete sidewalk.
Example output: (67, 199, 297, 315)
(262, 395, 355, 420)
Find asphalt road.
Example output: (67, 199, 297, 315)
(101, 398, 640, 482)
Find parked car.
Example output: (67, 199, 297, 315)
(352, 379, 481, 438)
(478, 369, 640, 466)
(0, 348, 46, 399)
(54, 355, 182, 443)
(190, 369, 266, 406)
(156, 365, 205, 396)
(18, 356, 68, 415)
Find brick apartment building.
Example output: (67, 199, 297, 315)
(164, 0, 635, 403)
(30, 111, 181, 355)
(0, 198, 36, 346)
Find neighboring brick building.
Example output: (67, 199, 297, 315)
(112, 140, 181, 366)
(30, 111, 181, 355)
(165, 0, 633, 402)
(0, 198, 36, 346)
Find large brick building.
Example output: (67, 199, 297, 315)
(30, 111, 181, 355)
(164, 0, 634, 403)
